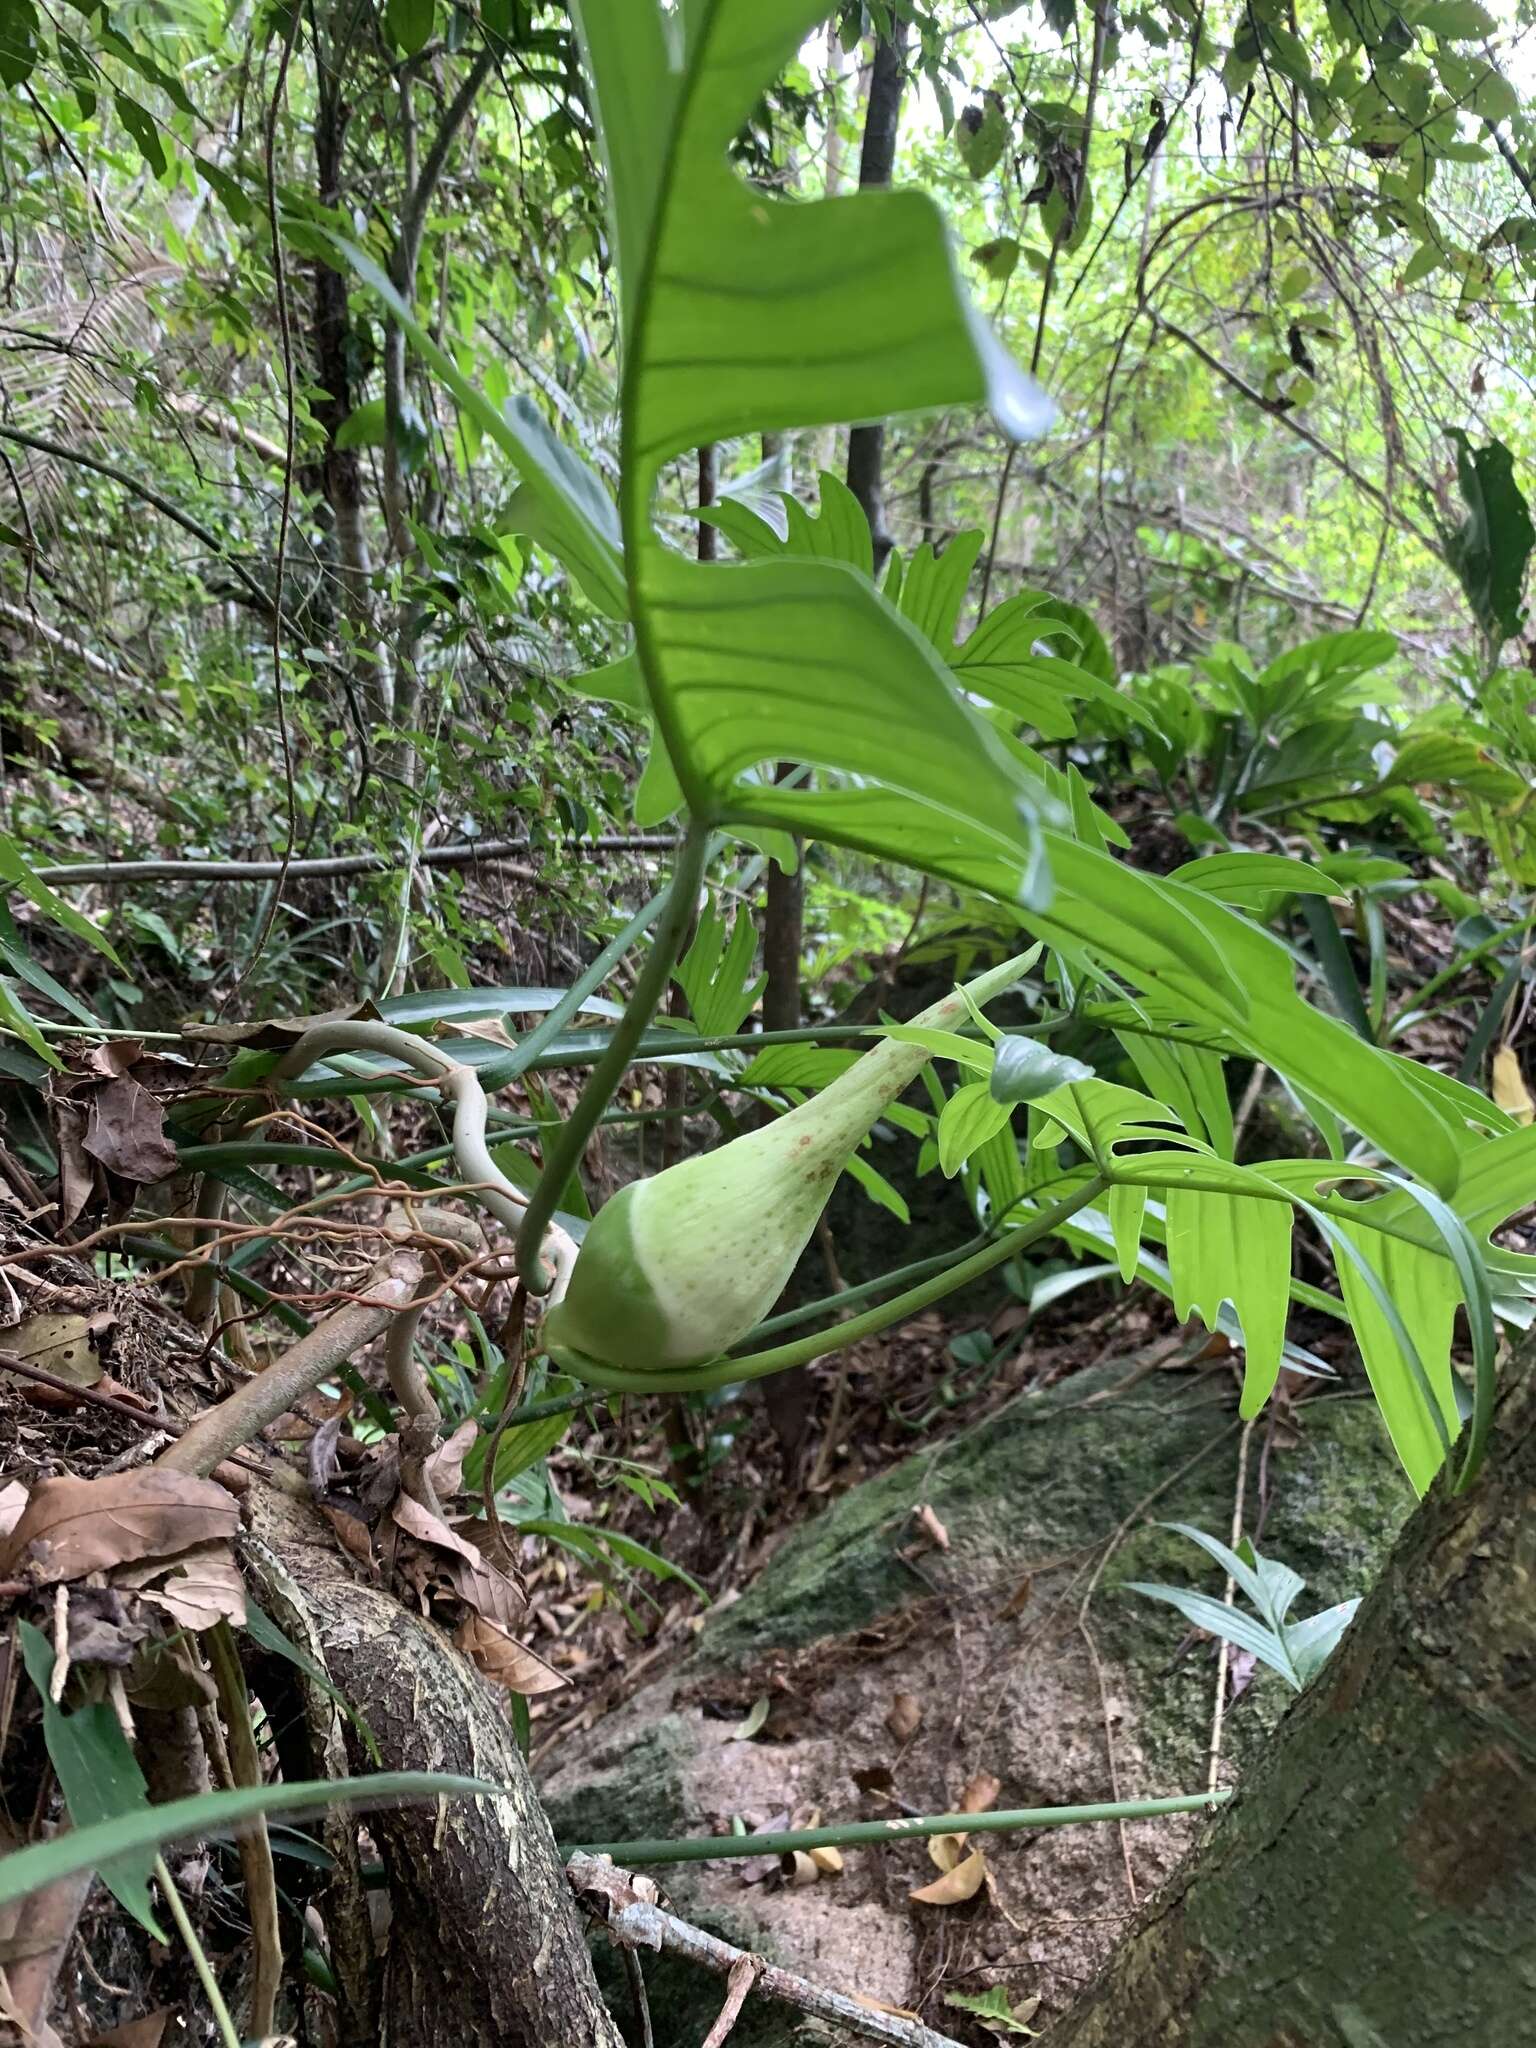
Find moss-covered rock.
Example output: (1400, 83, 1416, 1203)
(542, 1367, 1413, 2042)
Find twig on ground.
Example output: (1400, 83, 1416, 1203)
(569, 1854, 968, 2048)
(621, 1946, 656, 2048)
(701, 1954, 762, 2048)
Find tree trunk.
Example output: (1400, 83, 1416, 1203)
(245, 1489, 624, 2048)
(1045, 1342, 1536, 2048)
(310, 66, 387, 729)
(844, 21, 909, 576)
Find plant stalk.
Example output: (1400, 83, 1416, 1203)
(516, 821, 710, 1289)
(568, 1787, 1230, 1866)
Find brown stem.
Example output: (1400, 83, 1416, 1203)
(156, 1247, 425, 1479)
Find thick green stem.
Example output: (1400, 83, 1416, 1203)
(516, 822, 710, 1290)
(567, 1789, 1229, 1866)
(554, 1176, 1106, 1394)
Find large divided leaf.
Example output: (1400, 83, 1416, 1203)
(573, 0, 1060, 899)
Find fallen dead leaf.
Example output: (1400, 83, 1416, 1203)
(3, 1309, 115, 1387)
(84, 1068, 178, 1185)
(0, 1471, 239, 1585)
(787, 1850, 820, 1888)
(425, 1417, 478, 1497)
(960, 1771, 1001, 1814)
(914, 1502, 950, 1551)
(910, 1846, 987, 1906)
(886, 1690, 922, 1743)
(853, 1994, 924, 2023)
(121, 1541, 247, 1632)
(0, 1479, 28, 1540)
(390, 1491, 488, 1567)
(996, 1576, 1033, 1621)
(928, 1831, 968, 1872)
(85, 2010, 173, 2048)
(178, 1002, 380, 1049)
(455, 1613, 567, 1694)
(808, 1845, 844, 1876)
(1493, 1044, 1534, 1126)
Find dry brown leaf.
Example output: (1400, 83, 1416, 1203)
(910, 1847, 987, 1906)
(455, 1613, 567, 1694)
(914, 1503, 950, 1551)
(1493, 1044, 1534, 1127)
(0, 1478, 28, 1539)
(179, 1001, 380, 1048)
(390, 1491, 487, 1566)
(852, 1994, 924, 2023)
(122, 1541, 247, 1632)
(808, 1845, 844, 1875)
(928, 1831, 968, 1872)
(125, 1634, 219, 1711)
(85, 2011, 172, 2048)
(960, 1771, 1001, 1814)
(440, 1016, 518, 1048)
(84, 1071, 178, 1185)
(3, 1309, 114, 1387)
(787, 1850, 820, 1888)
(886, 1690, 922, 1743)
(996, 1575, 1034, 1621)
(0, 1471, 239, 1585)
(425, 1417, 478, 1498)
(322, 1505, 375, 1569)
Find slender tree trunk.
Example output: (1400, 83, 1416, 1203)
(1045, 1340, 1536, 2048)
(311, 66, 388, 729)
(844, 20, 909, 576)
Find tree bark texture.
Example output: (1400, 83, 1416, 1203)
(845, 21, 909, 576)
(1045, 1344, 1536, 2048)
(245, 1489, 623, 2048)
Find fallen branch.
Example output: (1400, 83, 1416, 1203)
(30, 836, 676, 885)
(156, 1242, 427, 1478)
(568, 1855, 966, 2048)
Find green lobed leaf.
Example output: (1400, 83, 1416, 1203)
(1165, 1187, 1293, 1415)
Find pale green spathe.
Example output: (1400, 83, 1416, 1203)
(544, 952, 1032, 1375)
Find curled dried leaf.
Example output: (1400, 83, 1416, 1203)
(424, 1417, 479, 1498)
(910, 1846, 987, 1906)
(928, 1831, 969, 1872)
(120, 1541, 247, 1632)
(455, 1612, 567, 1694)
(808, 1845, 844, 1875)
(914, 1502, 950, 1551)
(886, 1690, 922, 1743)
(853, 1994, 924, 2022)
(787, 1850, 820, 1888)
(960, 1771, 1002, 1814)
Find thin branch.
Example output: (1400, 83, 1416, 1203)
(0, 423, 275, 610)
(569, 1856, 967, 2048)
(1143, 310, 1441, 554)
(29, 835, 676, 884)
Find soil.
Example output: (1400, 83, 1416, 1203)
(541, 1352, 1412, 2045)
